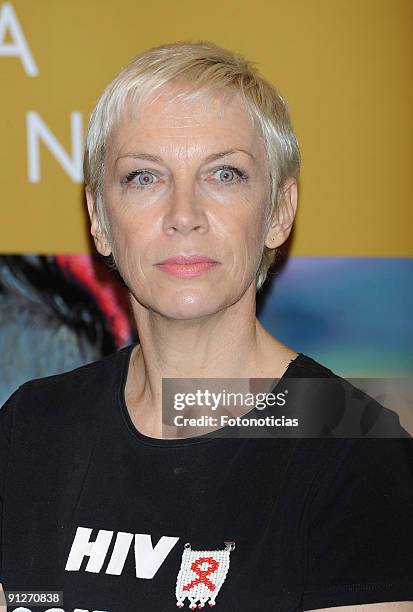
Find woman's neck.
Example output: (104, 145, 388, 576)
(124, 301, 298, 439)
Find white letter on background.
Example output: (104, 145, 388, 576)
(105, 531, 134, 575)
(0, 3, 38, 76)
(27, 111, 83, 182)
(134, 534, 179, 579)
(65, 527, 113, 573)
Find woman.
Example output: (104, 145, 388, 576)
(1, 41, 412, 612)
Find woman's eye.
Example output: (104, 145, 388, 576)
(214, 166, 248, 184)
(124, 170, 156, 187)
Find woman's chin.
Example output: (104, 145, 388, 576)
(155, 290, 226, 320)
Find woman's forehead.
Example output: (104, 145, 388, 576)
(125, 82, 251, 119)
(109, 86, 262, 156)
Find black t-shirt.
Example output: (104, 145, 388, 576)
(1, 343, 412, 612)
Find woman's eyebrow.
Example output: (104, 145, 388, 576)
(116, 152, 162, 164)
(204, 149, 256, 164)
(115, 148, 255, 164)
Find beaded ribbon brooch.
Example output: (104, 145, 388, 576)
(175, 541, 235, 609)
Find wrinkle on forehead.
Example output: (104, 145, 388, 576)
(123, 82, 256, 129)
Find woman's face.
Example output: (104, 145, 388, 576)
(91, 85, 275, 319)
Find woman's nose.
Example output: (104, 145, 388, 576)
(162, 181, 209, 236)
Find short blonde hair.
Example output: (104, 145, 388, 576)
(83, 40, 300, 292)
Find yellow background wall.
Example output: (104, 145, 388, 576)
(1, 0, 412, 255)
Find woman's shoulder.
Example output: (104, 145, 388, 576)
(0, 344, 132, 427)
(288, 350, 340, 378)
(284, 351, 412, 438)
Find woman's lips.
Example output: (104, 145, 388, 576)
(156, 256, 220, 278)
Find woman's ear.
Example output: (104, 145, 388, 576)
(85, 187, 112, 257)
(264, 177, 298, 249)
